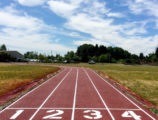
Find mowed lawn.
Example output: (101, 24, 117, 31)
(0, 64, 59, 96)
(56, 63, 158, 107)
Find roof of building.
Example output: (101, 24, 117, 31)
(0, 51, 24, 59)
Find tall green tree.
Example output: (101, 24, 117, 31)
(156, 47, 158, 58)
(24, 51, 38, 59)
(64, 51, 75, 61)
(77, 44, 95, 62)
(94, 44, 99, 56)
(99, 54, 111, 63)
(139, 53, 144, 60)
(0, 44, 7, 51)
(39, 54, 45, 62)
(99, 45, 107, 56)
(55, 54, 63, 62)
(151, 55, 158, 63)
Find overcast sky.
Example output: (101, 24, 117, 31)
(0, 0, 158, 55)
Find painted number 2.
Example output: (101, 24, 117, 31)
(83, 110, 102, 119)
(122, 111, 141, 120)
(43, 110, 64, 119)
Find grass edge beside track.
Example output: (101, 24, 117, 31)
(94, 69, 158, 116)
(0, 67, 62, 111)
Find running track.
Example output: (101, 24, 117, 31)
(0, 67, 158, 120)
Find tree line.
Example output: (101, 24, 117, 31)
(24, 44, 158, 64)
(76, 44, 158, 64)
(0, 44, 158, 64)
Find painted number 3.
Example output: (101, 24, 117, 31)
(83, 110, 103, 119)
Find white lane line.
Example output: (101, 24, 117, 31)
(29, 68, 72, 120)
(0, 68, 66, 114)
(84, 69, 115, 120)
(91, 69, 156, 120)
(71, 69, 79, 120)
(7, 107, 140, 110)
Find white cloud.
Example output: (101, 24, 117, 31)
(82, 0, 109, 16)
(2, 0, 158, 55)
(126, 0, 158, 28)
(0, 11, 44, 32)
(2, 4, 20, 14)
(0, 5, 73, 55)
(0, 28, 71, 54)
(48, 0, 78, 18)
(126, 0, 158, 16)
(119, 36, 158, 55)
(16, 0, 46, 7)
(107, 12, 125, 18)
(69, 32, 80, 37)
(120, 21, 148, 35)
(47, 0, 157, 55)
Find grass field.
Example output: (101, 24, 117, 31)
(0, 64, 59, 96)
(54, 63, 158, 108)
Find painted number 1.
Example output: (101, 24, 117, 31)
(83, 110, 102, 119)
(122, 111, 141, 120)
(10, 110, 24, 119)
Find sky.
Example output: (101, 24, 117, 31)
(0, 0, 158, 55)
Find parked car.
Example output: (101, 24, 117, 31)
(89, 60, 96, 64)
(63, 60, 69, 63)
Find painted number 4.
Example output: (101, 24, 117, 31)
(122, 111, 141, 120)
(83, 110, 102, 119)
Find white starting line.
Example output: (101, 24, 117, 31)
(7, 107, 141, 110)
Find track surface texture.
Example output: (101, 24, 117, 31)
(0, 67, 158, 120)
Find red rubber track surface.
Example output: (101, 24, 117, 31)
(0, 67, 158, 120)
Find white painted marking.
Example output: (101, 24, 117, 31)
(8, 108, 38, 109)
(91, 69, 156, 120)
(83, 110, 102, 119)
(71, 69, 79, 120)
(7, 107, 140, 110)
(122, 111, 141, 120)
(43, 110, 64, 119)
(0, 68, 66, 114)
(84, 69, 115, 120)
(29, 68, 72, 120)
(10, 110, 24, 119)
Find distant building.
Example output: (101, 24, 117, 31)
(0, 51, 24, 61)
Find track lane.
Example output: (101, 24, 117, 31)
(85, 69, 137, 109)
(29, 68, 72, 120)
(9, 68, 69, 108)
(75, 68, 105, 108)
(71, 69, 78, 120)
(0, 66, 158, 120)
(0, 67, 71, 120)
(31, 67, 77, 120)
(74, 68, 113, 120)
(85, 68, 157, 120)
(84, 69, 115, 120)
